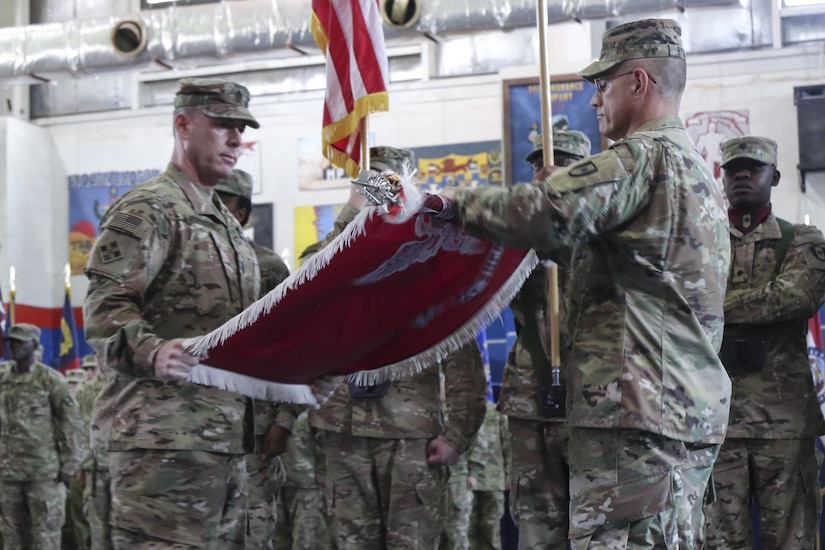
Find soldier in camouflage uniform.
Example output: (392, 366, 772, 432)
(66, 368, 85, 396)
(439, 19, 732, 548)
(215, 169, 302, 549)
(440, 452, 476, 550)
(305, 146, 489, 550)
(273, 410, 333, 549)
(83, 78, 262, 549)
(0, 323, 85, 550)
(704, 136, 825, 549)
(62, 356, 99, 550)
(504, 130, 590, 550)
(467, 401, 510, 550)
(76, 353, 111, 550)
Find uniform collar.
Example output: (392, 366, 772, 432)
(728, 205, 772, 235)
(167, 163, 227, 222)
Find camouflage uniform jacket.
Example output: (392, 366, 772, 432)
(0, 361, 84, 480)
(280, 411, 322, 488)
(725, 214, 825, 439)
(456, 115, 732, 444)
(84, 163, 260, 454)
(75, 375, 104, 470)
(309, 344, 487, 454)
(467, 402, 510, 491)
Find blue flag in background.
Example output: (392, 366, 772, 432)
(58, 289, 80, 372)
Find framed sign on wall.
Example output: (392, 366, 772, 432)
(503, 75, 602, 186)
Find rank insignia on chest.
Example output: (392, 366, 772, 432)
(99, 242, 123, 263)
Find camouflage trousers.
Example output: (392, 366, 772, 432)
(245, 448, 286, 550)
(704, 438, 822, 550)
(108, 449, 246, 549)
(323, 432, 449, 550)
(83, 466, 112, 550)
(568, 428, 718, 550)
(0, 478, 66, 549)
(273, 485, 334, 549)
(441, 475, 472, 550)
(469, 490, 505, 550)
(507, 418, 570, 549)
(62, 472, 90, 550)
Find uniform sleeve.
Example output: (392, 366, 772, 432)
(725, 225, 825, 324)
(51, 376, 85, 477)
(499, 412, 511, 481)
(455, 143, 652, 253)
(83, 198, 172, 378)
(439, 342, 488, 454)
(272, 403, 308, 433)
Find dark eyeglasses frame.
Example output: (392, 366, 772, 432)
(593, 70, 658, 94)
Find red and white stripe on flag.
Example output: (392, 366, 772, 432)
(311, 0, 390, 178)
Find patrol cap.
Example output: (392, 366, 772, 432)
(4, 323, 41, 343)
(721, 136, 778, 168)
(579, 18, 685, 80)
(66, 369, 85, 383)
(81, 354, 97, 369)
(370, 146, 416, 173)
(214, 169, 254, 201)
(174, 78, 260, 129)
(525, 131, 592, 163)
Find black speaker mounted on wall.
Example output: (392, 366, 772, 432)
(795, 84, 825, 192)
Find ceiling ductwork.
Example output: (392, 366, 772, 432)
(0, 0, 743, 83)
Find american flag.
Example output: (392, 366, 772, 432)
(311, 0, 390, 178)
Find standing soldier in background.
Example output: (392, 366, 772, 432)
(466, 401, 510, 550)
(306, 146, 489, 549)
(215, 169, 301, 549)
(66, 368, 85, 397)
(76, 354, 110, 550)
(705, 136, 825, 549)
(503, 130, 590, 549)
(84, 78, 261, 548)
(0, 323, 84, 549)
(273, 410, 333, 549)
(63, 355, 101, 549)
(439, 19, 732, 547)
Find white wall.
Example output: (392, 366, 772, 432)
(1, 117, 67, 308)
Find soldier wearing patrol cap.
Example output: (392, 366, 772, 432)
(496, 129, 591, 549)
(83, 78, 262, 548)
(438, 18, 731, 548)
(0, 323, 84, 549)
(306, 145, 488, 550)
(214, 168, 299, 549)
(704, 136, 825, 549)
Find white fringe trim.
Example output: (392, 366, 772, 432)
(183, 171, 427, 359)
(183, 168, 538, 390)
(347, 248, 539, 385)
(186, 364, 317, 404)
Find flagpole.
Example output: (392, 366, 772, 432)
(361, 116, 371, 172)
(536, 0, 561, 375)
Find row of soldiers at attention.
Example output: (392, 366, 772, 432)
(2, 15, 825, 550)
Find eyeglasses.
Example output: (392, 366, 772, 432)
(593, 70, 658, 93)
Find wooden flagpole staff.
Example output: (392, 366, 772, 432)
(537, 0, 563, 394)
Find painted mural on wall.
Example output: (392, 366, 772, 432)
(504, 76, 602, 187)
(68, 170, 160, 275)
(293, 203, 346, 269)
(685, 109, 749, 181)
(410, 140, 503, 193)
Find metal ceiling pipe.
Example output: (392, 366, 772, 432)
(0, 0, 744, 81)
